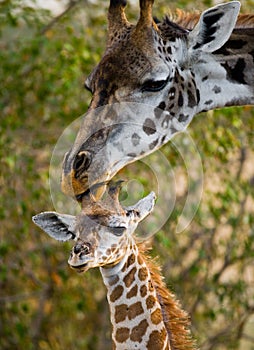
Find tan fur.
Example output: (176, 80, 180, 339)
(235, 14, 254, 27)
(138, 243, 196, 350)
(138, 0, 154, 26)
(174, 10, 254, 30)
(108, 0, 129, 28)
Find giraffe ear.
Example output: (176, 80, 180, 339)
(32, 212, 76, 242)
(126, 192, 156, 223)
(188, 1, 240, 53)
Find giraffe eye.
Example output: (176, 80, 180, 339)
(109, 226, 126, 236)
(141, 76, 169, 92)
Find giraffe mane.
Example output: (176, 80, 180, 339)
(138, 242, 196, 350)
(166, 9, 254, 30)
(235, 14, 254, 28)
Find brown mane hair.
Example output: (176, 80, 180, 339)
(138, 243, 196, 350)
(172, 9, 254, 30)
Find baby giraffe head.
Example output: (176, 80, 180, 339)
(33, 183, 155, 273)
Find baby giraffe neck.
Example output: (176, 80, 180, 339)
(100, 242, 170, 350)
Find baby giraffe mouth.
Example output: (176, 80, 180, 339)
(69, 262, 89, 273)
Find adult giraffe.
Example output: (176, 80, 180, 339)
(61, 0, 254, 199)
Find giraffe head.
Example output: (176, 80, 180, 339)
(61, 1, 240, 198)
(33, 183, 155, 272)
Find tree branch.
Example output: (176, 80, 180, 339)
(39, 0, 84, 35)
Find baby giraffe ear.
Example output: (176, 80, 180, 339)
(32, 212, 76, 242)
(126, 191, 156, 222)
(188, 1, 240, 53)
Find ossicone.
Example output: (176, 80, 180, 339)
(108, 0, 129, 33)
(136, 0, 155, 28)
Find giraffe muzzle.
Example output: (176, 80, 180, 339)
(68, 243, 93, 272)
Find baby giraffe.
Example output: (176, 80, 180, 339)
(33, 183, 195, 350)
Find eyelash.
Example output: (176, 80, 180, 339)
(84, 77, 169, 94)
(109, 226, 126, 236)
(84, 83, 93, 94)
(141, 76, 169, 92)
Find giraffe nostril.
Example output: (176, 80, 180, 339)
(73, 244, 90, 256)
(80, 247, 90, 258)
(82, 246, 90, 255)
(73, 151, 92, 173)
(74, 244, 82, 254)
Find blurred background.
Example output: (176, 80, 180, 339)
(1, 0, 254, 349)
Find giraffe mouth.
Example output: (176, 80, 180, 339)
(75, 181, 108, 202)
(69, 262, 89, 273)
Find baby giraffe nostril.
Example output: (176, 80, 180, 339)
(73, 244, 90, 256)
(74, 244, 82, 254)
(83, 246, 90, 255)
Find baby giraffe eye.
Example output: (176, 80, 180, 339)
(141, 76, 169, 92)
(108, 226, 126, 237)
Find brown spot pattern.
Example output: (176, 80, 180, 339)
(106, 248, 112, 255)
(121, 262, 127, 272)
(149, 138, 159, 150)
(110, 285, 124, 302)
(115, 304, 128, 323)
(115, 327, 130, 343)
(146, 295, 156, 309)
(128, 302, 144, 320)
(151, 308, 163, 325)
(130, 319, 149, 342)
(126, 285, 138, 299)
(123, 267, 137, 287)
(143, 118, 156, 135)
(140, 285, 147, 297)
(147, 328, 168, 350)
(137, 255, 143, 265)
(108, 275, 120, 286)
(127, 253, 136, 267)
(138, 267, 148, 281)
(148, 280, 154, 292)
(131, 133, 141, 146)
(115, 301, 144, 323)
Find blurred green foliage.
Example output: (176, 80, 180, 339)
(1, 0, 254, 349)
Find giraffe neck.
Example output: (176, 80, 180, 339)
(174, 14, 254, 113)
(100, 241, 194, 350)
(100, 242, 170, 350)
